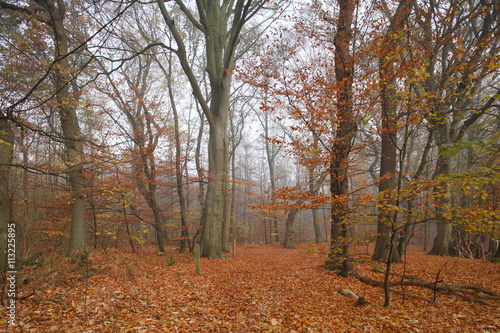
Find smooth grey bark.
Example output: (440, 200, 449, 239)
(0, 117, 14, 272)
(195, 111, 206, 211)
(157, 0, 266, 258)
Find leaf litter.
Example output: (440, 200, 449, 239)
(5, 244, 500, 332)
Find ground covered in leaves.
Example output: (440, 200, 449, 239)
(4, 244, 500, 332)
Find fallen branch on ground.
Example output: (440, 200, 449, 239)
(337, 286, 366, 306)
(352, 268, 500, 308)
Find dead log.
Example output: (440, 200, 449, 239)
(352, 269, 500, 308)
(337, 286, 366, 306)
(338, 286, 359, 299)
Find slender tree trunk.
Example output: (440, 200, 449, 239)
(399, 130, 433, 255)
(0, 118, 14, 272)
(284, 173, 327, 248)
(230, 144, 237, 243)
(121, 195, 136, 253)
(228, 107, 244, 245)
(195, 111, 206, 211)
(309, 169, 323, 243)
(168, 62, 190, 253)
(312, 208, 322, 243)
(268, 161, 279, 244)
(133, 155, 166, 253)
(90, 201, 98, 249)
(149, 199, 166, 253)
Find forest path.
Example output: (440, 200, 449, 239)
(10, 244, 500, 332)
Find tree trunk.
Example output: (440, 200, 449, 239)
(429, 147, 453, 256)
(121, 195, 136, 253)
(42, 0, 87, 257)
(195, 111, 206, 212)
(157, 0, 264, 257)
(0, 118, 14, 272)
(312, 208, 322, 243)
(284, 173, 327, 249)
(262, 109, 279, 244)
(325, 0, 356, 277)
(199, 97, 230, 258)
(373, 0, 411, 264)
(283, 208, 299, 249)
(492, 242, 500, 263)
(132, 150, 166, 253)
(150, 199, 166, 254)
(399, 131, 433, 256)
(309, 169, 323, 243)
(230, 142, 237, 243)
(228, 106, 244, 245)
(169, 62, 190, 253)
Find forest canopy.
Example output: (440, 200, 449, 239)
(0, 0, 498, 275)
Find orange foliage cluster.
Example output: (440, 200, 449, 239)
(6, 245, 500, 332)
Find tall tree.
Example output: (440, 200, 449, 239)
(157, 0, 268, 258)
(98, 54, 169, 254)
(0, 0, 88, 256)
(166, 55, 191, 253)
(373, 0, 412, 263)
(258, 104, 280, 243)
(325, 0, 357, 277)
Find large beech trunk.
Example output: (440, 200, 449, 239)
(157, 0, 264, 258)
(199, 108, 229, 258)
